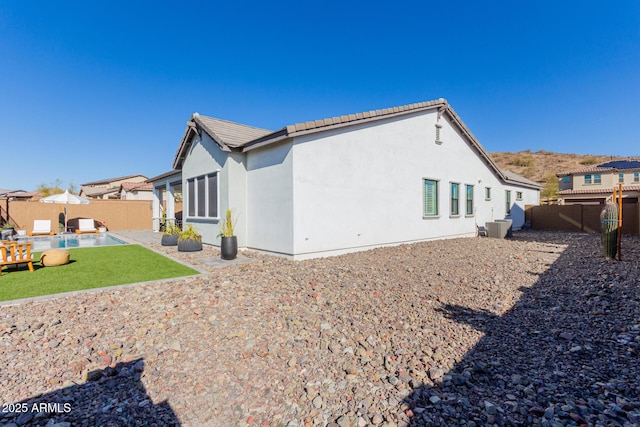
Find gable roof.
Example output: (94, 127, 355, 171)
(173, 99, 542, 190)
(173, 116, 272, 168)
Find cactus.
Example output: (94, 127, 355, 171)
(600, 202, 618, 260)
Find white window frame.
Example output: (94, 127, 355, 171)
(485, 187, 491, 201)
(584, 174, 592, 185)
(186, 171, 220, 220)
(516, 191, 523, 201)
(634, 172, 639, 183)
(618, 173, 624, 183)
(594, 174, 602, 184)
(465, 184, 474, 216)
(505, 190, 512, 216)
(422, 178, 439, 218)
(450, 182, 460, 217)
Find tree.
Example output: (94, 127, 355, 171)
(540, 173, 559, 203)
(37, 179, 77, 196)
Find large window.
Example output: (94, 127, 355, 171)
(465, 185, 474, 215)
(187, 172, 219, 218)
(423, 179, 439, 217)
(505, 190, 512, 215)
(450, 183, 460, 216)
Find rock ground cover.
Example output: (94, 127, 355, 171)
(1, 231, 638, 426)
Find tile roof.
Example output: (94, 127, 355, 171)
(194, 116, 272, 148)
(80, 186, 119, 197)
(557, 160, 640, 176)
(502, 170, 543, 189)
(82, 174, 148, 186)
(120, 182, 153, 191)
(559, 185, 640, 195)
(173, 99, 542, 190)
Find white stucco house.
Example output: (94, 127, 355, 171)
(151, 99, 541, 260)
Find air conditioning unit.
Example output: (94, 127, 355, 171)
(486, 220, 511, 239)
(495, 219, 513, 237)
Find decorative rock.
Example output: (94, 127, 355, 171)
(1, 231, 639, 427)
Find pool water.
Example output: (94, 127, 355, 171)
(16, 234, 127, 252)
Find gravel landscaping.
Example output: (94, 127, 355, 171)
(1, 231, 638, 426)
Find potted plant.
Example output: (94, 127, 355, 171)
(177, 224, 202, 252)
(161, 223, 180, 246)
(217, 209, 237, 260)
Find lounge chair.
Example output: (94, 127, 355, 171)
(75, 218, 98, 234)
(28, 220, 55, 236)
(1, 241, 34, 275)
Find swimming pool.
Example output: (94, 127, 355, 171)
(15, 234, 128, 252)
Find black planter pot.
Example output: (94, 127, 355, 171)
(177, 239, 203, 252)
(161, 234, 179, 246)
(220, 236, 237, 260)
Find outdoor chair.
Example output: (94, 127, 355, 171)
(0, 241, 34, 275)
(75, 218, 98, 234)
(28, 219, 55, 236)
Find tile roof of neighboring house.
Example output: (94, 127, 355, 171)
(557, 160, 640, 176)
(173, 99, 542, 190)
(5, 190, 42, 199)
(559, 185, 640, 195)
(82, 174, 148, 186)
(120, 182, 153, 191)
(0, 188, 18, 197)
(80, 186, 119, 197)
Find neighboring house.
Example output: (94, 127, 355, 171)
(80, 174, 148, 199)
(119, 181, 154, 200)
(0, 189, 42, 201)
(151, 99, 541, 260)
(557, 160, 640, 205)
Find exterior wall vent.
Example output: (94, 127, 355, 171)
(435, 123, 443, 145)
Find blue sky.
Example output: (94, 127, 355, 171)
(1, 1, 639, 191)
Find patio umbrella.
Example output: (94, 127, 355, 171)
(40, 190, 90, 232)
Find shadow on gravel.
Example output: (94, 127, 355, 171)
(1, 359, 180, 426)
(403, 233, 640, 426)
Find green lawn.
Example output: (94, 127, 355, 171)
(0, 245, 199, 302)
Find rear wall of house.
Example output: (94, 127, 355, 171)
(289, 110, 538, 259)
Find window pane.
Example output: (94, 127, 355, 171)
(619, 173, 624, 183)
(506, 190, 511, 215)
(197, 176, 206, 216)
(207, 174, 218, 217)
(423, 179, 438, 216)
(584, 175, 592, 184)
(594, 174, 601, 184)
(485, 187, 491, 200)
(451, 183, 459, 216)
(466, 185, 473, 215)
(188, 179, 195, 217)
